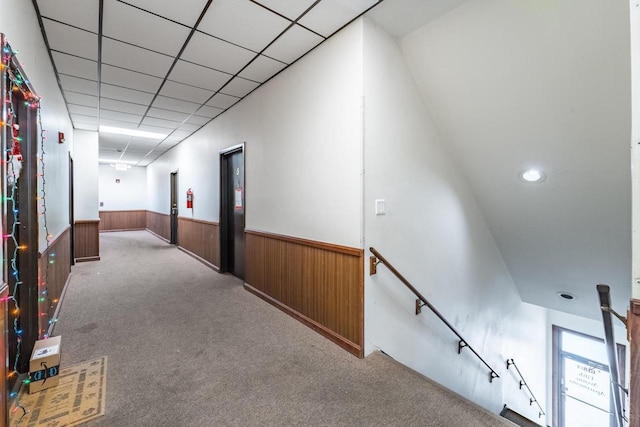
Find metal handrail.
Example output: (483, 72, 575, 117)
(369, 247, 499, 383)
(506, 358, 545, 418)
(596, 284, 627, 427)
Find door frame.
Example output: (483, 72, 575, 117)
(69, 153, 75, 266)
(170, 169, 179, 245)
(219, 143, 245, 275)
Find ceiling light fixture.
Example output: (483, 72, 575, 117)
(99, 125, 167, 139)
(519, 169, 546, 183)
(556, 291, 575, 301)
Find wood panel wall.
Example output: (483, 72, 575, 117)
(630, 299, 640, 427)
(244, 230, 364, 357)
(99, 210, 146, 231)
(74, 220, 100, 262)
(177, 217, 220, 268)
(38, 227, 71, 335)
(146, 211, 170, 242)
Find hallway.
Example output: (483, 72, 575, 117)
(52, 231, 511, 426)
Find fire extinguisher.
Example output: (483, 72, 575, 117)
(186, 188, 193, 209)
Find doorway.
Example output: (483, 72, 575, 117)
(170, 170, 178, 245)
(553, 326, 626, 427)
(220, 145, 245, 280)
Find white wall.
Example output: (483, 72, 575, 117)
(147, 20, 364, 248)
(632, 0, 640, 300)
(362, 18, 547, 417)
(99, 164, 147, 211)
(1, 0, 74, 249)
(73, 130, 99, 220)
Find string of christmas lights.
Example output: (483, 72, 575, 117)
(2, 40, 56, 422)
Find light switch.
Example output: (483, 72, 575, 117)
(375, 199, 386, 215)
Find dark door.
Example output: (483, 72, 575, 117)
(69, 154, 75, 265)
(170, 171, 178, 244)
(220, 147, 245, 279)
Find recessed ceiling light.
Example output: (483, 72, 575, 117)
(557, 291, 575, 300)
(99, 125, 167, 139)
(520, 169, 546, 183)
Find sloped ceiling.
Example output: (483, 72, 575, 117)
(379, 0, 631, 319)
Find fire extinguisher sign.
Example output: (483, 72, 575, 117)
(235, 187, 243, 210)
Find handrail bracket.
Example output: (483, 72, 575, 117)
(489, 371, 499, 383)
(457, 340, 468, 355)
(370, 256, 380, 275)
(415, 299, 426, 315)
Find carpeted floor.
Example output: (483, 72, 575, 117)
(53, 230, 513, 426)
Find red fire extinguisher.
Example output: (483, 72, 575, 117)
(186, 188, 193, 209)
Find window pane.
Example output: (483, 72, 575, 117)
(563, 356, 610, 411)
(561, 331, 608, 365)
(564, 395, 610, 427)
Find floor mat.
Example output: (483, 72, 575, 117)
(10, 356, 107, 426)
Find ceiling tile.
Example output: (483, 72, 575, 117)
(102, 38, 174, 78)
(121, 0, 209, 27)
(142, 116, 182, 129)
(169, 60, 231, 92)
(298, 0, 378, 37)
(65, 92, 98, 108)
(195, 104, 225, 118)
(186, 115, 211, 126)
(43, 19, 99, 60)
(159, 81, 214, 104)
(263, 24, 323, 64)
(99, 118, 139, 130)
(103, 1, 191, 56)
(252, 0, 317, 20)
(178, 123, 201, 132)
(206, 93, 239, 110)
(37, 0, 99, 32)
(198, 0, 290, 52)
(138, 125, 174, 136)
(221, 77, 260, 98)
(75, 122, 99, 131)
(68, 104, 98, 117)
(152, 96, 200, 114)
(71, 114, 98, 125)
(169, 130, 194, 139)
(238, 55, 287, 83)
(100, 110, 143, 124)
(101, 83, 155, 104)
(147, 107, 191, 123)
(101, 65, 164, 94)
(100, 98, 148, 115)
(52, 51, 97, 81)
(60, 75, 98, 95)
(100, 133, 131, 149)
(181, 32, 255, 75)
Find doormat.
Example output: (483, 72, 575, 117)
(10, 356, 107, 426)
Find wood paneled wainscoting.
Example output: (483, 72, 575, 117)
(146, 211, 170, 242)
(74, 220, 100, 262)
(244, 230, 364, 357)
(100, 210, 146, 231)
(177, 217, 220, 269)
(38, 227, 72, 334)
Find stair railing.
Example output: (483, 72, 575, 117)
(596, 284, 628, 427)
(505, 358, 545, 418)
(369, 247, 500, 383)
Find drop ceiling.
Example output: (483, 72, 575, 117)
(33, 0, 381, 166)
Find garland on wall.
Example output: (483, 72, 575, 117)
(2, 40, 57, 420)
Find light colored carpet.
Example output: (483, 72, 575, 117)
(53, 230, 513, 426)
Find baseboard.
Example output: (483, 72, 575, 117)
(100, 228, 145, 233)
(146, 229, 169, 243)
(178, 246, 220, 272)
(244, 283, 363, 358)
(75, 256, 100, 263)
(47, 272, 73, 337)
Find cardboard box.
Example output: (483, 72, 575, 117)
(29, 335, 61, 394)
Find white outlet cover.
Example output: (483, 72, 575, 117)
(375, 199, 386, 215)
